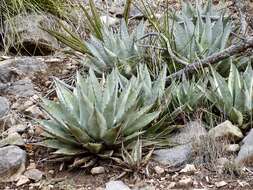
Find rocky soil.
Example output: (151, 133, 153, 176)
(1, 0, 253, 189)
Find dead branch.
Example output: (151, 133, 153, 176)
(166, 37, 253, 81)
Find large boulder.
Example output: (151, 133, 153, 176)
(208, 120, 243, 142)
(0, 145, 26, 182)
(235, 129, 253, 166)
(4, 14, 59, 55)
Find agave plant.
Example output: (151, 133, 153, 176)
(140, 0, 232, 73)
(38, 69, 160, 156)
(168, 5, 231, 63)
(112, 139, 154, 172)
(171, 75, 206, 112)
(174, 0, 224, 22)
(84, 20, 145, 74)
(44, 0, 145, 75)
(199, 63, 253, 126)
(118, 64, 168, 106)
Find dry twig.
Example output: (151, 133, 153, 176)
(166, 37, 253, 81)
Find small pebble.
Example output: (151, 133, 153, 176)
(215, 181, 227, 188)
(178, 177, 193, 187)
(154, 166, 165, 175)
(180, 164, 197, 174)
(91, 166, 105, 175)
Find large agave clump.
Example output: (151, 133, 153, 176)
(39, 69, 160, 156)
(199, 63, 253, 126)
(85, 21, 145, 75)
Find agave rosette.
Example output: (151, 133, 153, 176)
(199, 63, 253, 126)
(172, 10, 231, 62)
(38, 69, 160, 156)
(85, 21, 146, 74)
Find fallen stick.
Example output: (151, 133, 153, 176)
(166, 37, 253, 81)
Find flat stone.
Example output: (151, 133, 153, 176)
(6, 124, 28, 135)
(0, 57, 47, 83)
(4, 79, 35, 97)
(235, 129, 253, 165)
(209, 120, 243, 141)
(24, 169, 44, 181)
(170, 121, 207, 145)
(106, 181, 130, 190)
(180, 164, 196, 174)
(0, 145, 26, 182)
(16, 175, 30, 186)
(91, 166, 105, 175)
(0, 96, 9, 118)
(0, 132, 25, 147)
(153, 144, 192, 166)
(215, 181, 227, 188)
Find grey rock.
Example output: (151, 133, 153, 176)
(153, 144, 192, 166)
(235, 129, 253, 165)
(0, 132, 25, 147)
(6, 124, 28, 135)
(209, 120, 243, 141)
(4, 79, 35, 97)
(0, 145, 26, 182)
(4, 14, 59, 55)
(24, 169, 44, 181)
(0, 57, 47, 83)
(106, 181, 130, 190)
(170, 121, 207, 145)
(0, 96, 9, 118)
(153, 121, 205, 166)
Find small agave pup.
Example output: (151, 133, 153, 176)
(38, 69, 160, 157)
